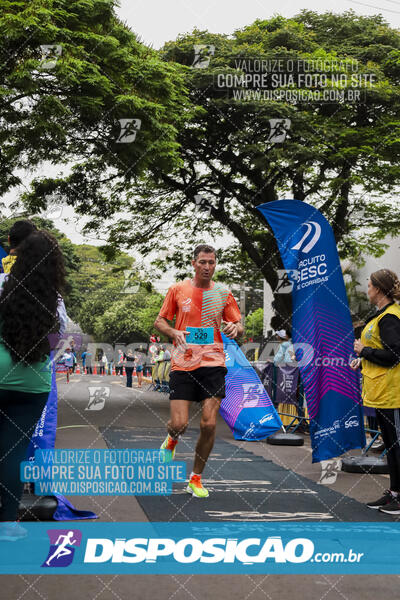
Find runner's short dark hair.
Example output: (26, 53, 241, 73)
(193, 244, 217, 260)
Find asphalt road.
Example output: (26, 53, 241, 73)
(1, 373, 398, 599)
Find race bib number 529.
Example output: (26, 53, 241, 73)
(186, 327, 214, 345)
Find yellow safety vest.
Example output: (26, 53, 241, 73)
(1, 254, 17, 274)
(361, 303, 400, 408)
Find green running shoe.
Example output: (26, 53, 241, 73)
(186, 475, 209, 498)
(160, 435, 177, 462)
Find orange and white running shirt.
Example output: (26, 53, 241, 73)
(158, 279, 241, 372)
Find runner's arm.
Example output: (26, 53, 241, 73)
(154, 316, 189, 347)
(222, 291, 243, 338)
(223, 320, 244, 339)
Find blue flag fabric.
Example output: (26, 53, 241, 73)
(27, 352, 58, 459)
(220, 332, 282, 440)
(0, 245, 7, 272)
(258, 200, 365, 462)
(26, 358, 97, 521)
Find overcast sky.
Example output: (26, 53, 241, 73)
(116, 0, 400, 49)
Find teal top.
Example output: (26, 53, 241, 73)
(0, 338, 52, 393)
(274, 340, 295, 366)
(0, 327, 52, 394)
(0, 274, 52, 393)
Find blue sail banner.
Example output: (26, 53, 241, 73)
(258, 200, 365, 462)
(220, 332, 282, 440)
(27, 352, 58, 459)
(26, 353, 97, 521)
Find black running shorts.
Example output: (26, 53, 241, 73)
(169, 367, 228, 402)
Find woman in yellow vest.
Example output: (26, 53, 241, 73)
(1, 220, 37, 279)
(352, 269, 400, 514)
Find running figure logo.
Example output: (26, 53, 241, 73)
(122, 269, 140, 293)
(192, 44, 215, 68)
(86, 386, 110, 411)
(39, 44, 62, 70)
(268, 119, 291, 143)
(43, 192, 64, 219)
(275, 269, 299, 294)
(42, 530, 82, 568)
(242, 383, 264, 407)
(194, 194, 212, 216)
(116, 118, 142, 143)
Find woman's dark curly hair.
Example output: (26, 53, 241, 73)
(0, 230, 66, 363)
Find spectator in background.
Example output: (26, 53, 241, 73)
(81, 350, 87, 372)
(108, 357, 113, 376)
(116, 349, 124, 376)
(61, 348, 74, 383)
(134, 346, 146, 388)
(155, 345, 165, 363)
(0, 230, 65, 537)
(162, 345, 171, 362)
(100, 352, 108, 376)
(1, 220, 37, 279)
(274, 330, 295, 366)
(85, 350, 93, 375)
(0, 220, 67, 336)
(70, 339, 77, 373)
(124, 350, 135, 388)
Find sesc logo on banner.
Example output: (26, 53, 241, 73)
(291, 220, 322, 254)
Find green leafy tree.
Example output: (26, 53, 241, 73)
(245, 307, 264, 339)
(0, 0, 189, 202)
(16, 11, 400, 329)
(0, 214, 81, 312)
(343, 265, 372, 323)
(0, 216, 155, 338)
(90, 291, 164, 344)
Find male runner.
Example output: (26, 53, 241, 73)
(154, 244, 243, 498)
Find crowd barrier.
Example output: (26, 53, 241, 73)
(253, 361, 387, 466)
(253, 361, 309, 429)
(149, 360, 171, 393)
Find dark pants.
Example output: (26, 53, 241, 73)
(126, 368, 133, 388)
(86, 365, 92, 374)
(0, 389, 49, 521)
(376, 408, 400, 492)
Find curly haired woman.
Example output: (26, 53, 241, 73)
(0, 230, 65, 538)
